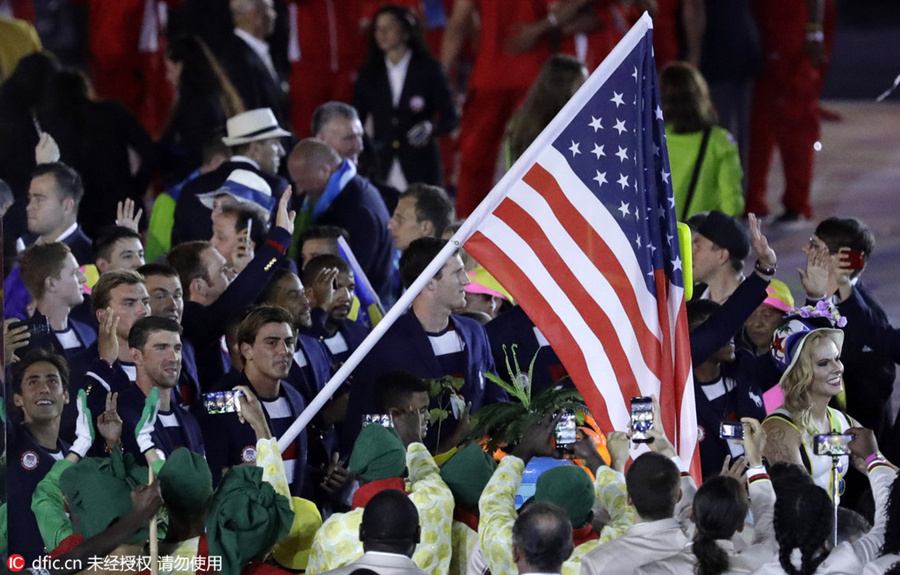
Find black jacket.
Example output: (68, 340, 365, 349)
(220, 33, 290, 127)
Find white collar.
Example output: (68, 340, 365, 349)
(54, 222, 79, 243)
(230, 155, 261, 170)
(234, 28, 270, 56)
(384, 49, 412, 72)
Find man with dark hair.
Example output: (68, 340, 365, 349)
(16, 162, 92, 263)
(287, 138, 393, 301)
(387, 183, 455, 252)
(299, 225, 349, 269)
(344, 237, 506, 454)
(138, 262, 201, 404)
(805, 217, 896, 443)
(513, 503, 574, 575)
(168, 191, 295, 386)
(202, 305, 310, 495)
(314, 490, 427, 575)
(19, 242, 96, 359)
(374, 370, 431, 447)
(93, 226, 145, 273)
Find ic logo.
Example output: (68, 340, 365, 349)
(8, 554, 25, 571)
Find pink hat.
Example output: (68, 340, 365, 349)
(762, 279, 794, 312)
(465, 267, 513, 303)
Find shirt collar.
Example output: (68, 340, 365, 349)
(384, 50, 412, 72)
(234, 28, 270, 56)
(230, 155, 261, 170)
(54, 222, 79, 243)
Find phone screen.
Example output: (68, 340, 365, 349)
(813, 433, 852, 456)
(362, 414, 394, 428)
(631, 397, 653, 442)
(554, 410, 578, 452)
(719, 421, 744, 440)
(204, 390, 243, 414)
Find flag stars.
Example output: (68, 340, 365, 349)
(617, 201, 630, 218)
(615, 146, 629, 163)
(613, 119, 627, 135)
(655, 105, 664, 121)
(591, 143, 605, 159)
(635, 234, 642, 248)
(611, 91, 625, 108)
(666, 233, 674, 245)
(589, 116, 603, 132)
(632, 66, 638, 81)
(672, 256, 683, 271)
(569, 141, 581, 157)
(661, 170, 671, 183)
(593, 170, 608, 187)
(653, 143, 660, 156)
(668, 196, 676, 208)
(617, 173, 629, 189)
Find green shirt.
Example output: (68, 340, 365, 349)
(666, 125, 744, 220)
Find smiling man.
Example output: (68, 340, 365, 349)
(202, 306, 311, 495)
(343, 238, 507, 454)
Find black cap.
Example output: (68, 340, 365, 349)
(697, 210, 750, 260)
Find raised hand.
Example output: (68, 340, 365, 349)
(748, 213, 777, 272)
(231, 228, 255, 274)
(799, 240, 832, 300)
(4, 318, 31, 365)
(97, 391, 123, 450)
(311, 267, 338, 310)
(115, 199, 143, 232)
(235, 385, 272, 440)
(274, 187, 297, 236)
(35, 132, 60, 164)
(97, 308, 120, 365)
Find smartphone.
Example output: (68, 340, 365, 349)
(204, 390, 244, 414)
(843, 250, 865, 270)
(631, 396, 654, 443)
(813, 433, 853, 457)
(554, 410, 578, 452)
(720, 421, 744, 440)
(9, 316, 51, 339)
(245, 218, 253, 246)
(362, 414, 394, 428)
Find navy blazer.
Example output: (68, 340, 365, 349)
(287, 333, 333, 404)
(171, 159, 289, 245)
(18, 225, 93, 265)
(485, 305, 568, 395)
(220, 34, 291, 128)
(353, 52, 458, 186)
(343, 311, 506, 453)
(315, 175, 393, 303)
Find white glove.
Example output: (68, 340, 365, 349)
(69, 390, 95, 458)
(406, 120, 433, 147)
(136, 387, 160, 454)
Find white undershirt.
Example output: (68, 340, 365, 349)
(55, 328, 81, 350)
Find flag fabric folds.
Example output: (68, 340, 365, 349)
(462, 14, 698, 475)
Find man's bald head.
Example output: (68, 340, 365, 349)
(288, 138, 342, 198)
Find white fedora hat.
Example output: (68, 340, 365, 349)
(222, 108, 292, 146)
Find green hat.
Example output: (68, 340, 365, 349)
(59, 450, 149, 542)
(348, 425, 406, 482)
(207, 466, 293, 575)
(158, 448, 213, 513)
(534, 465, 594, 528)
(439, 443, 497, 508)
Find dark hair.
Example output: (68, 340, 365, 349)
(399, 237, 451, 289)
(168, 241, 214, 293)
(660, 61, 718, 133)
(773, 484, 832, 575)
(686, 299, 721, 333)
(20, 242, 72, 299)
(258, 268, 299, 306)
(219, 203, 269, 247)
(768, 463, 815, 499)
(0, 51, 59, 109)
(300, 225, 349, 243)
(625, 452, 681, 521)
(93, 226, 143, 262)
(814, 217, 875, 279)
(507, 54, 586, 162)
(302, 254, 351, 287)
(692, 476, 748, 575)
(400, 184, 455, 239)
(12, 349, 70, 396)
(166, 34, 244, 119)
(92, 269, 145, 313)
(375, 370, 430, 412)
(512, 502, 574, 573)
(32, 162, 84, 209)
(311, 102, 360, 137)
(360, 489, 420, 551)
(836, 507, 871, 545)
(237, 305, 296, 347)
(879, 473, 900, 559)
(137, 263, 180, 280)
(128, 316, 183, 350)
(361, 5, 434, 73)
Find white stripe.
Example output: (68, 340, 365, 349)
(533, 327, 550, 348)
(121, 364, 137, 382)
(324, 332, 349, 355)
(263, 397, 292, 419)
(293, 350, 308, 368)
(428, 330, 465, 356)
(506, 177, 661, 387)
(477, 216, 636, 430)
(158, 413, 181, 428)
(85, 371, 111, 392)
(282, 459, 296, 480)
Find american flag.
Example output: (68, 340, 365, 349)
(461, 14, 698, 474)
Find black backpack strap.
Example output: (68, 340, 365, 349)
(681, 127, 713, 221)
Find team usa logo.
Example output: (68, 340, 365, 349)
(241, 446, 257, 463)
(21, 451, 39, 470)
(409, 95, 425, 113)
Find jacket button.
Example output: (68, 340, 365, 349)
(393, 141, 400, 149)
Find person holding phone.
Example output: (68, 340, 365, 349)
(761, 306, 858, 494)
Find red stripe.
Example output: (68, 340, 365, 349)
(466, 231, 615, 434)
(522, 163, 664, 380)
(492, 198, 643, 403)
(654, 270, 677, 442)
